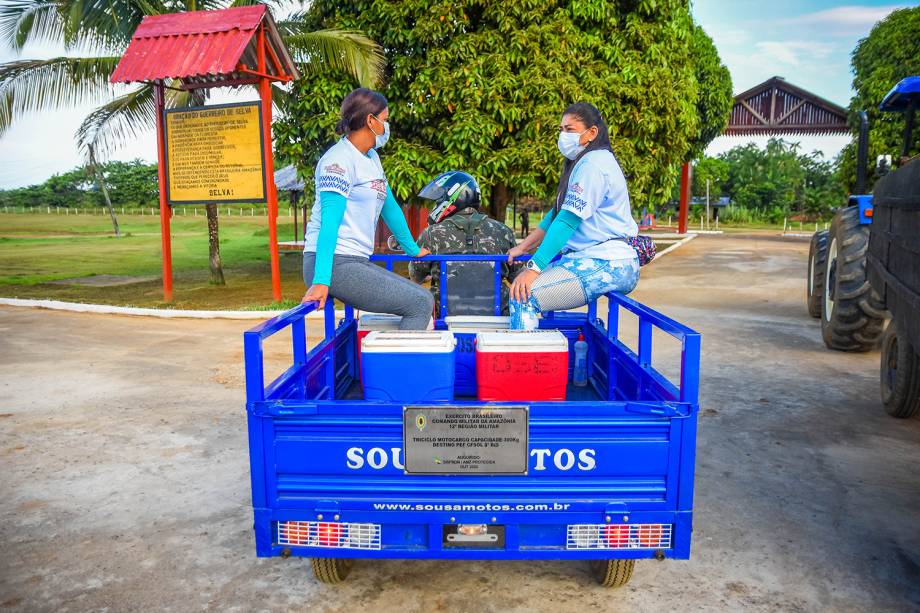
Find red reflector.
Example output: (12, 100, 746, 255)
(637, 524, 663, 547)
(865, 208, 873, 217)
(603, 524, 630, 547)
(279, 521, 310, 546)
(317, 522, 343, 546)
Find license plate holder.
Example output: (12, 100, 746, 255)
(403, 405, 528, 475)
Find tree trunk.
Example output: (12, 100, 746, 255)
(489, 182, 510, 223)
(87, 146, 120, 237)
(205, 203, 225, 285)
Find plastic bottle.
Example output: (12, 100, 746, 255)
(573, 332, 588, 387)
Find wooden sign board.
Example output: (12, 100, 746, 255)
(164, 102, 266, 204)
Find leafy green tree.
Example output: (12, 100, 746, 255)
(275, 0, 733, 218)
(692, 156, 729, 198)
(45, 167, 95, 208)
(722, 140, 804, 213)
(95, 160, 159, 207)
(838, 7, 920, 193)
(801, 153, 845, 219)
(698, 139, 844, 221)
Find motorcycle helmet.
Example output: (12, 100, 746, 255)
(418, 170, 481, 224)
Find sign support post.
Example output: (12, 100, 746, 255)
(678, 161, 691, 235)
(258, 24, 282, 303)
(154, 81, 174, 302)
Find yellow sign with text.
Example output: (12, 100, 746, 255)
(165, 102, 266, 204)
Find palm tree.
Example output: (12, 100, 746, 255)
(0, 0, 384, 286)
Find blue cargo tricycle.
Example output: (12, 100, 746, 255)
(244, 254, 701, 586)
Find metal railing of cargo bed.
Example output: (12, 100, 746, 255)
(244, 254, 700, 406)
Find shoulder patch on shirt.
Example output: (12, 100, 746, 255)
(323, 163, 346, 176)
(317, 174, 350, 193)
(570, 183, 584, 194)
(563, 193, 589, 212)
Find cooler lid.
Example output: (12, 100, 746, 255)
(445, 315, 510, 331)
(362, 331, 456, 353)
(475, 330, 569, 353)
(358, 313, 402, 331)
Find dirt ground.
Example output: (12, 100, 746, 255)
(1, 234, 918, 612)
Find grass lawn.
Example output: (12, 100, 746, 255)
(0, 211, 309, 310)
(0, 210, 803, 311)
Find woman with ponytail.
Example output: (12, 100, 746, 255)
(302, 88, 433, 329)
(507, 102, 640, 330)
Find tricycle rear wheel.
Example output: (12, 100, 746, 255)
(311, 557, 354, 584)
(590, 559, 635, 587)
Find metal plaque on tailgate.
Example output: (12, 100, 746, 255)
(403, 406, 528, 474)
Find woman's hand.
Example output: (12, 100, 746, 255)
(302, 284, 330, 309)
(415, 247, 431, 258)
(510, 268, 539, 302)
(507, 244, 528, 264)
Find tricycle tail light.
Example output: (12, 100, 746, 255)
(566, 523, 672, 550)
(277, 521, 381, 550)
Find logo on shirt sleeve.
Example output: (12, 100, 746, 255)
(564, 183, 588, 211)
(323, 163, 346, 176)
(317, 174, 350, 193)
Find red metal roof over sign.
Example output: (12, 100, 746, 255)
(111, 5, 296, 85)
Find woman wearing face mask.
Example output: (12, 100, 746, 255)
(507, 102, 639, 330)
(302, 88, 433, 329)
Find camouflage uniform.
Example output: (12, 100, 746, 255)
(409, 208, 521, 317)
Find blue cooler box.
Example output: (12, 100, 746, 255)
(444, 316, 510, 396)
(361, 331, 457, 402)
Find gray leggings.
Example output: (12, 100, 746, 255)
(303, 252, 434, 330)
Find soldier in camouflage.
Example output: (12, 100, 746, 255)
(409, 171, 521, 317)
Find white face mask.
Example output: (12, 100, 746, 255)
(371, 115, 390, 149)
(557, 129, 587, 160)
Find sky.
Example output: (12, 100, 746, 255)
(0, 1, 914, 189)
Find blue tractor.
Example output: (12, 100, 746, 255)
(806, 76, 920, 418)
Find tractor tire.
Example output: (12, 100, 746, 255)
(880, 321, 920, 419)
(821, 207, 886, 352)
(590, 559, 635, 588)
(311, 557, 354, 584)
(807, 229, 829, 318)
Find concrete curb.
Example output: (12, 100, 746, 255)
(0, 298, 340, 320)
(652, 233, 696, 262)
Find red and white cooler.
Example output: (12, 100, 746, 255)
(475, 330, 569, 401)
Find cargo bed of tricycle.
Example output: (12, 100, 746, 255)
(244, 255, 700, 585)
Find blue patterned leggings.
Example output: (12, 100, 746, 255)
(510, 256, 640, 330)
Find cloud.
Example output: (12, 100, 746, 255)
(753, 40, 837, 67)
(785, 4, 912, 33)
(711, 28, 748, 47)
